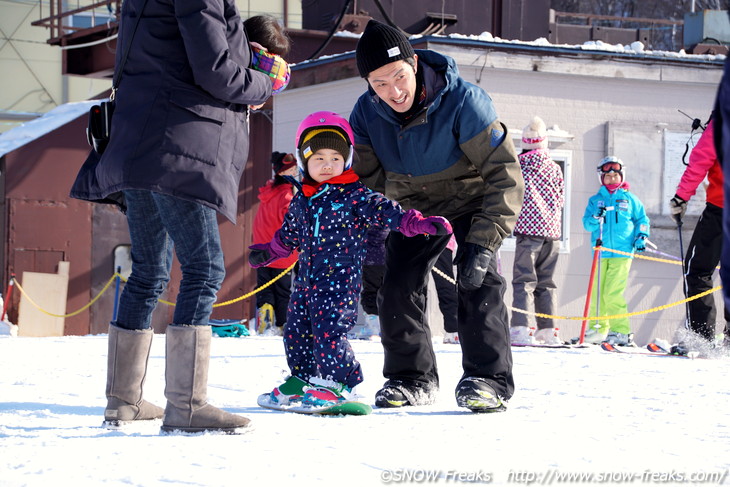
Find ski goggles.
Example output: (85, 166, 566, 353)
(599, 161, 623, 174)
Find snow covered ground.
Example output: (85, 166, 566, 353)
(1, 333, 729, 486)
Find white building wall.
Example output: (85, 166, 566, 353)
(235, 0, 302, 28)
(274, 42, 723, 345)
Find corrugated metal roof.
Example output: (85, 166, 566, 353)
(0, 100, 100, 158)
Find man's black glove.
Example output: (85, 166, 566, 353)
(669, 195, 687, 224)
(454, 243, 493, 291)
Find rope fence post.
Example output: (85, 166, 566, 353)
(112, 266, 122, 322)
(1, 274, 15, 322)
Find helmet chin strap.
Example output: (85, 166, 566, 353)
(295, 149, 308, 179)
(344, 146, 354, 170)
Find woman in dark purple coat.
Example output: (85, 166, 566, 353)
(71, 0, 277, 435)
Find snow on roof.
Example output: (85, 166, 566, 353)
(0, 30, 720, 160)
(293, 30, 726, 68)
(0, 100, 101, 159)
(443, 32, 725, 62)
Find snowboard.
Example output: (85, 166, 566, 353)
(256, 394, 372, 416)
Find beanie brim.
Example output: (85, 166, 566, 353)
(356, 19, 415, 78)
(300, 129, 351, 165)
(521, 137, 548, 151)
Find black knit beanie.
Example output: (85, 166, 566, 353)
(271, 151, 296, 174)
(299, 129, 351, 165)
(356, 19, 415, 78)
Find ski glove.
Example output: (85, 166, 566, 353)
(593, 206, 607, 220)
(669, 195, 687, 223)
(633, 234, 648, 252)
(398, 209, 452, 237)
(251, 49, 290, 95)
(248, 231, 293, 268)
(454, 242, 493, 291)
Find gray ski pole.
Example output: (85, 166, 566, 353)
(675, 216, 690, 329)
(594, 212, 604, 336)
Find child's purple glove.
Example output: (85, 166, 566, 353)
(248, 231, 293, 268)
(399, 209, 453, 237)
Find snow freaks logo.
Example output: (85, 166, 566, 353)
(380, 469, 492, 483)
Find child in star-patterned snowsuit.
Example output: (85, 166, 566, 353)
(249, 111, 452, 408)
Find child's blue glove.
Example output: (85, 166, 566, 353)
(633, 234, 648, 252)
(593, 207, 607, 220)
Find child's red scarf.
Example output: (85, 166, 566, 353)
(301, 169, 360, 197)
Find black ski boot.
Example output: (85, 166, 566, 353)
(374, 379, 437, 408)
(455, 377, 506, 413)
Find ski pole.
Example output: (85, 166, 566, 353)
(644, 247, 682, 262)
(675, 217, 691, 329)
(594, 213, 605, 335)
(645, 239, 682, 261)
(579, 207, 609, 343)
(579, 243, 601, 344)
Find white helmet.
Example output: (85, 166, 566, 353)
(597, 156, 624, 185)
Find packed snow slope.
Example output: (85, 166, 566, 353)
(1, 334, 729, 486)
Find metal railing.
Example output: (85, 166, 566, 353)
(553, 10, 684, 51)
(31, 0, 121, 44)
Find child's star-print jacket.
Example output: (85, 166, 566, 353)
(279, 171, 410, 289)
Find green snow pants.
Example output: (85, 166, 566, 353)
(588, 257, 632, 335)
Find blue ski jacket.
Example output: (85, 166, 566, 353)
(582, 185, 650, 259)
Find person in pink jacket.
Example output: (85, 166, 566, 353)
(509, 116, 565, 346)
(669, 115, 729, 351)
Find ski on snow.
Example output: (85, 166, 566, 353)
(600, 341, 697, 359)
(512, 343, 591, 349)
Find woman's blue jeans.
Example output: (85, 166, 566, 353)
(114, 190, 225, 330)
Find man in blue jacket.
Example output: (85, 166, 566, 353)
(71, 0, 277, 434)
(350, 20, 524, 412)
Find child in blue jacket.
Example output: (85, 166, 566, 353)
(249, 111, 452, 408)
(582, 156, 650, 345)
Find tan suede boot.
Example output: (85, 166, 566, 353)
(160, 325, 252, 434)
(103, 324, 164, 428)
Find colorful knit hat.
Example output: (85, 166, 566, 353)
(251, 49, 290, 95)
(521, 116, 548, 150)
